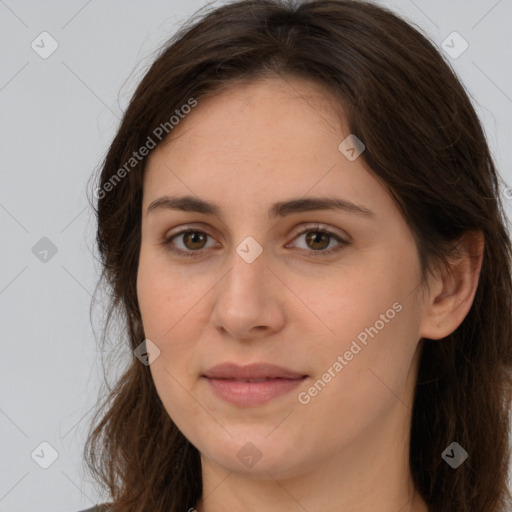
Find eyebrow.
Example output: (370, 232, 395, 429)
(146, 195, 375, 219)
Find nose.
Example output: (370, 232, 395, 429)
(210, 246, 286, 341)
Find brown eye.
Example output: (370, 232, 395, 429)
(182, 231, 208, 250)
(162, 229, 217, 258)
(304, 231, 331, 251)
(288, 225, 348, 256)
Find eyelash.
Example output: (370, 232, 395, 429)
(160, 224, 349, 258)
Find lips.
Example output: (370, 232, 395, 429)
(203, 362, 307, 380)
(202, 363, 308, 407)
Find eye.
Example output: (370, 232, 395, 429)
(161, 224, 349, 258)
(286, 224, 348, 256)
(161, 229, 218, 257)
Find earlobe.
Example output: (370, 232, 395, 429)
(419, 230, 484, 341)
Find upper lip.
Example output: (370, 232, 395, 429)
(203, 363, 307, 380)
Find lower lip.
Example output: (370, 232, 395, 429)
(204, 376, 307, 406)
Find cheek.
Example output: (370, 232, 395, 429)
(137, 256, 204, 429)
(303, 263, 405, 343)
(137, 248, 198, 338)
(136, 250, 214, 381)
(295, 295, 420, 446)
(299, 250, 422, 387)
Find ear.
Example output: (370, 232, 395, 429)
(419, 230, 484, 340)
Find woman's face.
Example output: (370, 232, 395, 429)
(137, 76, 427, 479)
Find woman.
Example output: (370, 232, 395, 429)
(81, 1, 512, 511)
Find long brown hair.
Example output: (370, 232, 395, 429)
(85, 1, 512, 511)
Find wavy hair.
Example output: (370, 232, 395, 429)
(84, 1, 512, 511)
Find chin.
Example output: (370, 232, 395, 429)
(195, 429, 310, 480)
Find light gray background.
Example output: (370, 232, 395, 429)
(1, 1, 511, 511)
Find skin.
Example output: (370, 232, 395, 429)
(137, 75, 483, 512)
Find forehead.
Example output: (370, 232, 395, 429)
(142, 76, 389, 219)
(150, 76, 344, 160)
